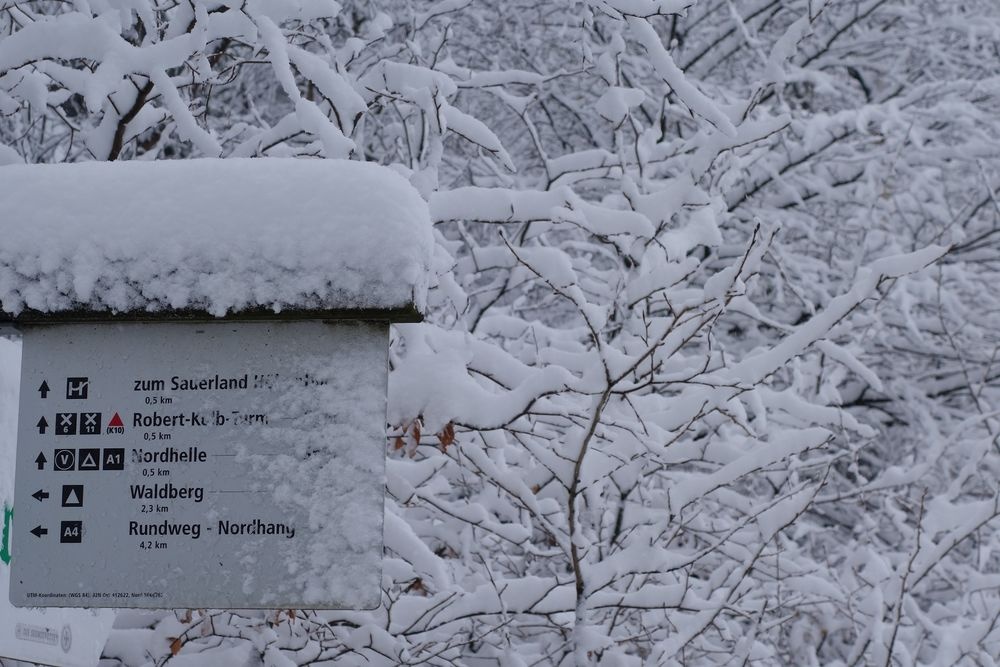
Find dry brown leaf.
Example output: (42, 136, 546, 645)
(405, 578, 429, 596)
(169, 637, 183, 656)
(437, 422, 456, 451)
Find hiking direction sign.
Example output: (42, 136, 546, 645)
(9, 321, 388, 609)
(0, 158, 433, 611)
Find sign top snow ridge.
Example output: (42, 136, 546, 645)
(0, 158, 433, 322)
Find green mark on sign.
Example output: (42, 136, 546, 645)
(1, 504, 12, 564)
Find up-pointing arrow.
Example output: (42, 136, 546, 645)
(30, 526, 47, 538)
(32, 489, 49, 502)
(38, 381, 50, 399)
(36, 416, 48, 434)
(35, 452, 47, 470)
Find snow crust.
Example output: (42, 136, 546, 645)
(0, 159, 433, 317)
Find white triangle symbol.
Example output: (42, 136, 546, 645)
(82, 452, 96, 467)
(66, 489, 81, 505)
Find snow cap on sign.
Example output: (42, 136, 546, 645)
(0, 158, 433, 320)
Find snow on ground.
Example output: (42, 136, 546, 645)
(0, 159, 433, 318)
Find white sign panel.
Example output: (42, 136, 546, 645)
(10, 321, 386, 609)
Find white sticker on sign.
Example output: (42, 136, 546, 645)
(10, 321, 387, 609)
(1, 539, 115, 667)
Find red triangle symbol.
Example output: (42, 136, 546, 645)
(108, 412, 124, 427)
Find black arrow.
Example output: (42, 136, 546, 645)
(38, 381, 49, 398)
(35, 452, 46, 470)
(36, 416, 48, 434)
(30, 526, 47, 538)
(32, 489, 49, 502)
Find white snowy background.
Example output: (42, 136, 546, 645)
(1, 0, 999, 665)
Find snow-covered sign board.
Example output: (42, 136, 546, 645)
(10, 321, 388, 609)
(0, 159, 433, 609)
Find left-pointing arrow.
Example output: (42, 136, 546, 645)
(32, 490, 49, 502)
(35, 452, 47, 470)
(36, 416, 48, 434)
(30, 526, 47, 538)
